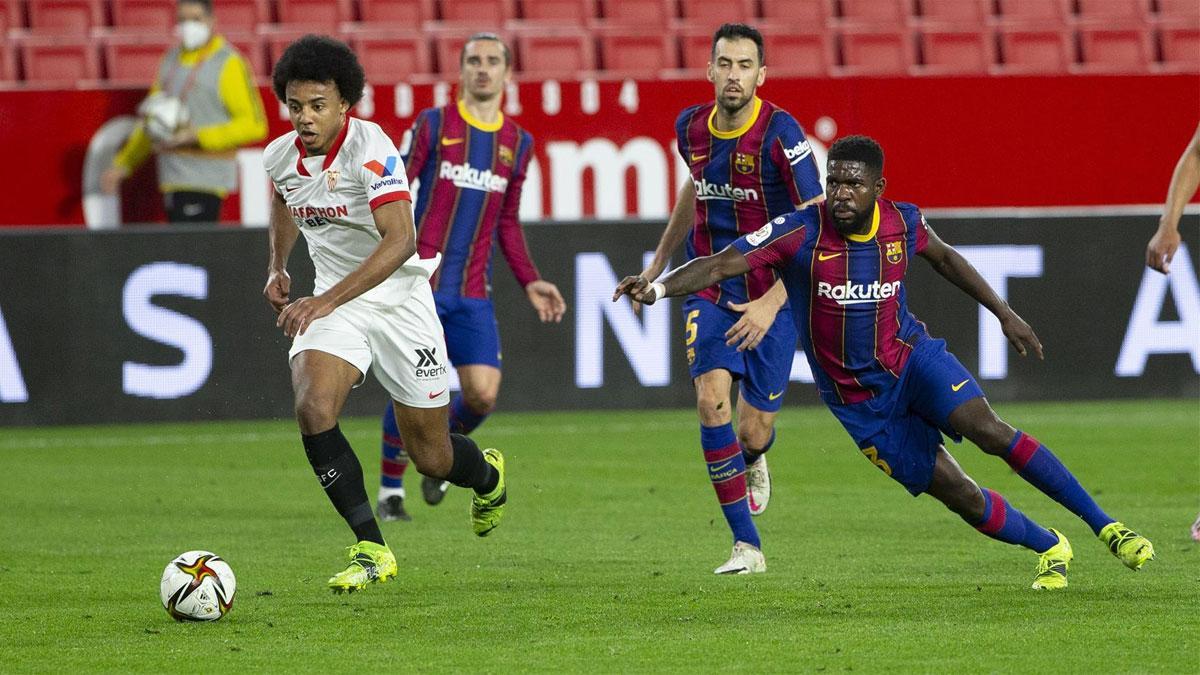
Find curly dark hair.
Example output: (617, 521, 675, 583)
(271, 34, 365, 106)
(828, 135, 885, 174)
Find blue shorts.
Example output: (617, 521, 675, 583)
(434, 293, 501, 368)
(827, 337, 985, 496)
(682, 295, 797, 413)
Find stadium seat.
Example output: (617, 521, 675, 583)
(918, 0, 992, 26)
(837, 0, 910, 26)
(26, 0, 103, 35)
(677, 0, 757, 27)
(761, 28, 831, 77)
(344, 28, 431, 83)
(224, 32, 268, 78)
(916, 27, 994, 75)
(1075, 25, 1153, 73)
(1157, 21, 1200, 73)
(211, 0, 270, 34)
(1156, 0, 1200, 22)
(262, 28, 312, 69)
(0, 42, 16, 83)
(512, 0, 595, 26)
(994, 27, 1072, 73)
(111, 0, 177, 31)
(1075, 0, 1150, 22)
(514, 29, 595, 77)
(993, 0, 1069, 26)
(18, 37, 100, 85)
(436, 0, 515, 25)
(595, 0, 671, 27)
(359, 0, 433, 25)
(836, 27, 915, 75)
(678, 26, 714, 72)
(275, 0, 355, 27)
(759, 0, 830, 26)
(595, 26, 677, 77)
(102, 34, 174, 86)
(0, 0, 22, 35)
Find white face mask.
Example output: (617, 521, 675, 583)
(176, 20, 211, 51)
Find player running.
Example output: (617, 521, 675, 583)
(374, 33, 565, 521)
(634, 23, 822, 574)
(262, 35, 507, 593)
(616, 135, 1154, 589)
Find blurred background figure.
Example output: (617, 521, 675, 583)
(1146, 123, 1199, 274)
(100, 0, 267, 224)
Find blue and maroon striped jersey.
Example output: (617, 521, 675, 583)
(402, 100, 540, 298)
(731, 198, 931, 405)
(676, 97, 823, 305)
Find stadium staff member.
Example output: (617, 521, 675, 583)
(101, 0, 267, 223)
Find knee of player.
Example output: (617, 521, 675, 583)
(736, 423, 774, 452)
(463, 389, 498, 415)
(294, 398, 338, 435)
(695, 396, 732, 426)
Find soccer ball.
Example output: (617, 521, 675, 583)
(139, 93, 188, 142)
(159, 550, 236, 622)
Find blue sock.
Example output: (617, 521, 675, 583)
(701, 423, 760, 549)
(742, 429, 775, 465)
(449, 395, 488, 435)
(379, 403, 407, 490)
(1005, 431, 1114, 534)
(971, 488, 1059, 553)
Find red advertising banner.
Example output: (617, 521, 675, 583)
(0, 74, 1196, 227)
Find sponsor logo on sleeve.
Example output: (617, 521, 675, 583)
(364, 156, 398, 177)
(745, 222, 773, 247)
(784, 139, 813, 166)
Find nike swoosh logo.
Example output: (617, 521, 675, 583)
(951, 379, 969, 392)
(285, 186, 299, 192)
(690, 153, 706, 162)
(710, 460, 734, 472)
(817, 252, 842, 261)
(768, 391, 783, 400)
(428, 389, 447, 399)
(441, 137, 464, 146)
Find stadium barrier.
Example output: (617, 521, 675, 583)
(1, 215, 1196, 426)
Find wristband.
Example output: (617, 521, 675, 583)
(648, 282, 666, 302)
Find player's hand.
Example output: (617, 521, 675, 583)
(612, 275, 658, 305)
(1145, 226, 1181, 274)
(526, 280, 566, 323)
(277, 295, 334, 338)
(724, 297, 781, 352)
(263, 269, 291, 314)
(629, 266, 663, 315)
(1000, 311, 1043, 360)
(99, 165, 129, 195)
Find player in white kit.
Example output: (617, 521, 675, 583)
(262, 35, 507, 593)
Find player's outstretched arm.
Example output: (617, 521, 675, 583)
(1147, 123, 1200, 274)
(614, 246, 750, 306)
(641, 181, 696, 282)
(265, 190, 299, 314)
(919, 224, 1043, 360)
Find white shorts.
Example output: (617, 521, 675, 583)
(288, 284, 450, 408)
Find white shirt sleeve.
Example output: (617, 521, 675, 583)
(357, 125, 412, 211)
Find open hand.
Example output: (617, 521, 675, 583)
(1000, 311, 1043, 360)
(526, 279, 566, 323)
(724, 298, 780, 352)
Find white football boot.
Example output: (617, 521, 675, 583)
(745, 454, 771, 516)
(714, 541, 766, 575)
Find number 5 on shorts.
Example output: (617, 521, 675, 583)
(685, 309, 699, 365)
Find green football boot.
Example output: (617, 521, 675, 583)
(471, 448, 506, 537)
(1031, 529, 1072, 590)
(327, 541, 397, 594)
(1099, 522, 1155, 571)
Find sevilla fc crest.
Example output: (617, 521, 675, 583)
(734, 152, 755, 174)
(325, 170, 340, 191)
(885, 240, 904, 264)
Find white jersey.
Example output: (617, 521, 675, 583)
(263, 117, 439, 306)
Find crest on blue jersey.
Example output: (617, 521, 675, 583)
(734, 152, 756, 175)
(886, 240, 904, 264)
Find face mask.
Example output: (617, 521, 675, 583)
(176, 20, 211, 51)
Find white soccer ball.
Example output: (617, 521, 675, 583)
(139, 93, 188, 142)
(159, 550, 236, 622)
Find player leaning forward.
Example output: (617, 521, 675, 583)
(617, 136, 1154, 589)
(262, 35, 507, 593)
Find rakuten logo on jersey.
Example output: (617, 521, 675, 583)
(817, 280, 901, 305)
(439, 161, 509, 193)
(784, 139, 813, 166)
(692, 178, 760, 202)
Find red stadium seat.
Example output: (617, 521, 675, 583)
(677, 0, 757, 27)
(359, 0, 433, 25)
(0, 0, 23, 35)
(18, 37, 100, 85)
(760, 0, 830, 26)
(918, 0, 992, 26)
(437, 0, 515, 25)
(262, 28, 312, 68)
(994, 0, 1069, 26)
(1158, 21, 1200, 73)
(1075, 25, 1153, 73)
(102, 34, 174, 86)
(224, 32, 268, 79)
(513, 0, 595, 26)
(1075, 0, 1150, 22)
(112, 0, 176, 31)
(26, 0, 103, 35)
(994, 27, 1072, 73)
(678, 26, 714, 71)
(761, 28, 831, 77)
(837, 0, 910, 26)
(837, 26, 915, 75)
(211, 0, 270, 34)
(0, 42, 16, 83)
(514, 29, 595, 77)
(597, 0, 671, 27)
(1156, 0, 1200, 22)
(343, 28, 431, 82)
(916, 27, 994, 75)
(275, 0, 354, 26)
(595, 26, 677, 76)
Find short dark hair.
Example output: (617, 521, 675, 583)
(271, 35, 366, 106)
(178, 0, 212, 14)
(712, 23, 764, 66)
(460, 32, 512, 67)
(828, 135, 885, 174)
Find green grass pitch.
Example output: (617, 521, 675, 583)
(1, 400, 1196, 672)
